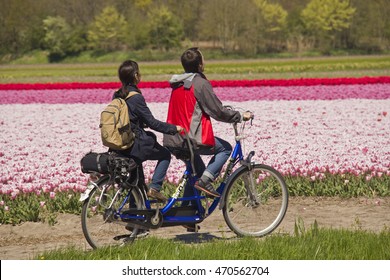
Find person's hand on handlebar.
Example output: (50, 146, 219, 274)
(242, 111, 254, 121)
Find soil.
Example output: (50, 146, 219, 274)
(0, 197, 389, 260)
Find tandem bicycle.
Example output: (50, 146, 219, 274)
(79, 108, 289, 249)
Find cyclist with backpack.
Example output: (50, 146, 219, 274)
(113, 60, 183, 203)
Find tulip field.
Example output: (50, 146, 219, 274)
(0, 76, 389, 224)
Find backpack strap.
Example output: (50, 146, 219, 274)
(125, 91, 140, 100)
(124, 91, 140, 138)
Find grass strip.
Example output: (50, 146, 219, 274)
(38, 227, 390, 260)
(1, 55, 390, 83)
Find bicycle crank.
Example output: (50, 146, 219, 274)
(121, 209, 163, 229)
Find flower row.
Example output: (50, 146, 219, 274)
(1, 83, 389, 104)
(1, 76, 390, 90)
(0, 99, 389, 196)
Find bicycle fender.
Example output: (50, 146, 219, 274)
(79, 175, 110, 202)
(79, 181, 97, 202)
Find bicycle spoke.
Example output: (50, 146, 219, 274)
(81, 177, 146, 249)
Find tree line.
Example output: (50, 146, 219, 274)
(0, 0, 389, 62)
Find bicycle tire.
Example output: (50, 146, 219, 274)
(81, 176, 146, 249)
(222, 164, 288, 237)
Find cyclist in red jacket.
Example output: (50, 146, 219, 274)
(164, 48, 251, 198)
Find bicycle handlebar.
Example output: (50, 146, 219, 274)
(224, 105, 254, 122)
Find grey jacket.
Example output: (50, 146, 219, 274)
(163, 73, 241, 150)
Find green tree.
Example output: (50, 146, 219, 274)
(348, 0, 390, 52)
(87, 6, 128, 52)
(254, 0, 288, 33)
(148, 6, 184, 50)
(278, 0, 312, 53)
(249, 0, 288, 53)
(200, 0, 249, 52)
(43, 16, 87, 61)
(134, 0, 152, 9)
(165, 0, 203, 43)
(301, 0, 356, 49)
(0, 0, 49, 57)
(54, 0, 107, 26)
(43, 16, 70, 60)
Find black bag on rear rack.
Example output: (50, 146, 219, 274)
(80, 152, 140, 186)
(80, 152, 111, 174)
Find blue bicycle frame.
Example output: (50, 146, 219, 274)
(123, 123, 248, 227)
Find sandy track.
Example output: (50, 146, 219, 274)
(0, 197, 389, 260)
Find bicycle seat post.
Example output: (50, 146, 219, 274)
(181, 131, 197, 177)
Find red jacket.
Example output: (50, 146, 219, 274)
(163, 73, 241, 150)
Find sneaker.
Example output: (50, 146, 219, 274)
(134, 229, 149, 238)
(147, 188, 168, 203)
(125, 224, 150, 238)
(194, 181, 220, 198)
(121, 229, 150, 245)
(183, 224, 200, 232)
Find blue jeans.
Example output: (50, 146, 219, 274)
(117, 139, 171, 192)
(183, 137, 232, 199)
(144, 143, 172, 191)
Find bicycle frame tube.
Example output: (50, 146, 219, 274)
(161, 169, 191, 215)
(208, 139, 243, 213)
(231, 140, 244, 162)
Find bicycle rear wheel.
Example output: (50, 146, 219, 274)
(222, 164, 288, 237)
(81, 176, 145, 249)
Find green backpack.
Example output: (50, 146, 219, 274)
(99, 91, 139, 150)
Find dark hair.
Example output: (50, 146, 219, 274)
(181, 47, 203, 73)
(118, 60, 139, 98)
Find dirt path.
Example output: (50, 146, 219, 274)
(0, 197, 389, 260)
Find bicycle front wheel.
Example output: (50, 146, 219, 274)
(81, 176, 146, 249)
(222, 164, 288, 237)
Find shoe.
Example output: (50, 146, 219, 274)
(194, 181, 220, 198)
(147, 188, 168, 203)
(183, 224, 200, 232)
(125, 224, 150, 238)
(134, 229, 149, 238)
(121, 229, 150, 245)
